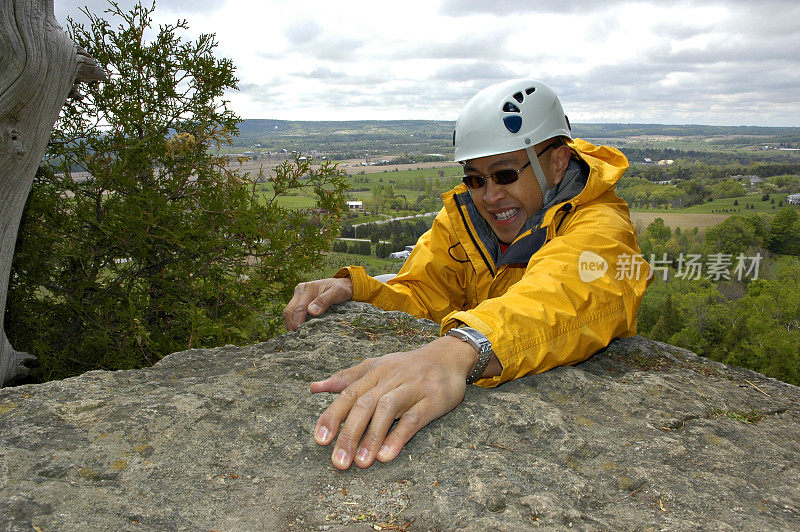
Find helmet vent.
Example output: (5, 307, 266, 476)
(513, 91, 524, 103)
(502, 102, 520, 113)
(503, 115, 522, 133)
(525, 87, 536, 95)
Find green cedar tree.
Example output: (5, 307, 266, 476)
(7, 1, 348, 380)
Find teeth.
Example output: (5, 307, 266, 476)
(494, 209, 518, 221)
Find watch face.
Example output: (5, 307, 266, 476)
(450, 328, 491, 354)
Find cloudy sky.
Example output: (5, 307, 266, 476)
(54, 0, 800, 126)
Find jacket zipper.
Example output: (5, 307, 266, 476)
(455, 199, 496, 277)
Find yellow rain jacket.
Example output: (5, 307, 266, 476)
(335, 138, 650, 387)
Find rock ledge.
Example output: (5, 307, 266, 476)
(1, 302, 798, 530)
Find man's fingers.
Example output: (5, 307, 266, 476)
(282, 283, 312, 331)
(312, 364, 378, 447)
(377, 400, 434, 463)
(282, 278, 354, 331)
(310, 359, 374, 394)
(328, 387, 397, 470)
(284, 283, 324, 331)
(309, 279, 354, 317)
(352, 386, 415, 469)
(307, 285, 338, 317)
(309, 339, 470, 469)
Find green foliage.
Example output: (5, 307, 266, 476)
(768, 207, 800, 255)
(616, 177, 684, 209)
(348, 218, 433, 250)
(346, 241, 372, 255)
(375, 242, 393, 259)
(636, 208, 800, 386)
(6, 1, 348, 381)
(647, 293, 684, 343)
(767, 175, 800, 192)
(710, 179, 747, 199)
(639, 217, 676, 258)
(703, 215, 762, 256)
(366, 184, 410, 212)
(638, 260, 800, 386)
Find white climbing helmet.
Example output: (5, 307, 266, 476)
(453, 79, 572, 195)
(454, 79, 572, 162)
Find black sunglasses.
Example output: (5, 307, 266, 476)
(461, 141, 562, 189)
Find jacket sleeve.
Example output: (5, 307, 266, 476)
(440, 192, 651, 388)
(334, 209, 468, 324)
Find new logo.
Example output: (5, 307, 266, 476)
(578, 251, 608, 283)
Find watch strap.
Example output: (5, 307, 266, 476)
(445, 327, 493, 384)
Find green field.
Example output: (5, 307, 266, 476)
(678, 195, 789, 214)
(632, 195, 795, 214)
(317, 250, 404, 279)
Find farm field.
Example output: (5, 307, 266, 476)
(629, 212, 730, 230)
(227, 157, 459, 179)
(318, 251, 403, 279)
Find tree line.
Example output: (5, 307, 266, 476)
(341, 218, 432, 250)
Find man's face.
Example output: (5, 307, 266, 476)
(463, 148, 545, 245)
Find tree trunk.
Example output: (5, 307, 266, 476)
(0, 0, 104, 385)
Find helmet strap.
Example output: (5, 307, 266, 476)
(525, 146, 551, 198)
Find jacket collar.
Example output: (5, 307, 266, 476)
(442, 138, 629, 270)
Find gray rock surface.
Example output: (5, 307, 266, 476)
(1, 302, 798, 530)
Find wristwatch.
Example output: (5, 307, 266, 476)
(445, 327, 493, 384)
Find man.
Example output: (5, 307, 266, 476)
(283, 79, 650, 470)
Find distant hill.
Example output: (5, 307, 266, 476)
(233, 119, 454, 156)
(571, 123, 800, 138)
(238, 119, 455, 137)
(232, 119, 800, 157)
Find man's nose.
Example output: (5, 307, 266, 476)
(481, 178, 506, 204)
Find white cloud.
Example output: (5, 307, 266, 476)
(52, 0, 800, 125)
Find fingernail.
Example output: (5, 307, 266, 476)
(308, 303, 320, 314)
(356, 448, 369, 462)
(334, 449, 349, 467)
(377, 445, 390, 460)
(315, 426, 329, 443)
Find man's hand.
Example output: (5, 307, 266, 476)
(283, 277, 354, 331)
(310, 336, 479, 470)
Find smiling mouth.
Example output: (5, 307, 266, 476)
(493, 208, 519, 222)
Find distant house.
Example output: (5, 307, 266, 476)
(656, 159, 674, 166)
(732, 174, 763, 186)
(654, 179, 673, 185)
(642, 157, 653, 164)
(788, 193, 800, 205)
(346, 201, 364, 212)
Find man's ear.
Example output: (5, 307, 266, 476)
(550, 145, 571, 186)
